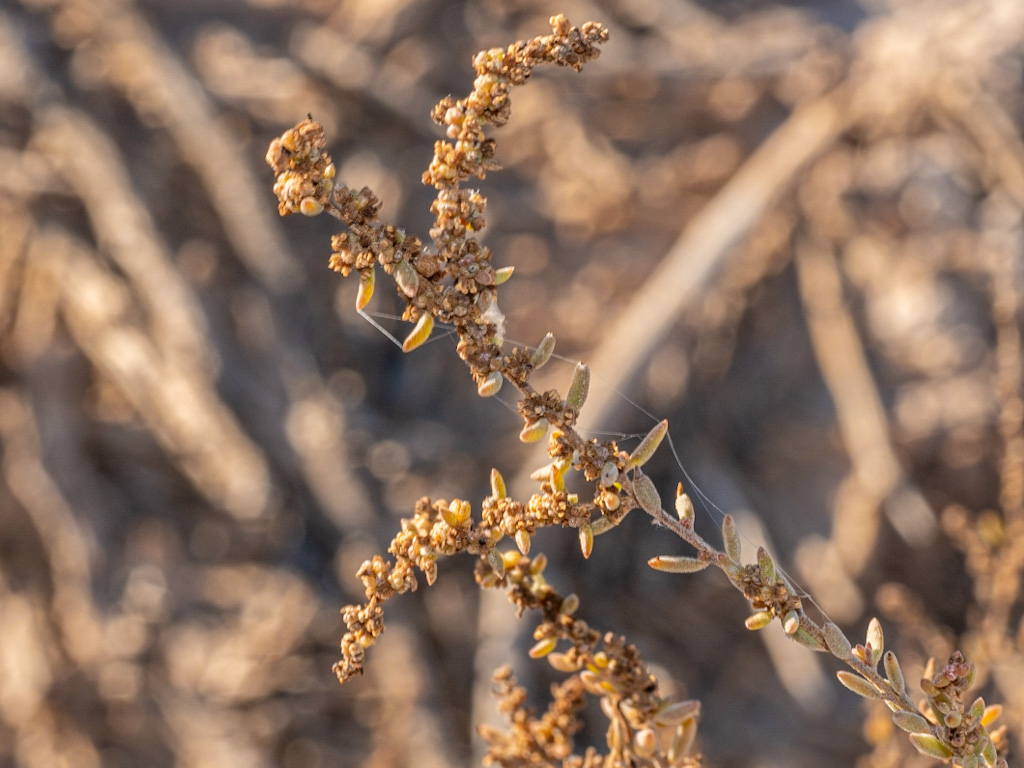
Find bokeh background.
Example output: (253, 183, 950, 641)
(2, 0, 1024, 766)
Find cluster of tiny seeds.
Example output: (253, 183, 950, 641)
(478, 667, 586, 766)
(740, 564, 802, 618)
(265, 117, 336, 217)
(334, 497, 501, 683)
(488, 553, 700, 766)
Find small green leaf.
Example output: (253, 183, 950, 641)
(494, 265, 514, 285)
(649, 555, 710, 574)
(634, 474, 662, 515)
(722, 514, 741, 563)
(529, 332, 555, 369)
(791, 626, 827, 651)
(892, 711, 931, 734)
(625, 420, 668, 470)
(909, 733, 953, 760)
(823, 620, 853, 661)
(884, 651, 906, 696)
(566, 362, 590, 412)
(836, 671, 881, 700)
(757, 547, 775, 583)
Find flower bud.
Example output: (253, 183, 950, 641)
(675, 485, 694, 521)
(566, 362, 590, 412)
(394, 260, 419, 298)
(529, 333, 555, 369)
(625, 419, 668, 470)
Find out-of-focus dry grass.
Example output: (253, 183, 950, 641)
(2, 0, 1024, 766)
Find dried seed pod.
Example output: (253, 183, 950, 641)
(674, 485, 694, 521)
(780, 610, 799, 635)
(599, 489, 620, 512)
(579, 524, 594, 559)
(514, 529, 531, 555)
(486, 549, 506, 580)
(908, 734, 954, 760)
(528, 637, 557, 658)
(490, 468, 506, 499)
(649, 555, 710, 574)
(722, 514, 741, 563)
(566, 362, 590, 412)
(837, 671, 881, 700)
(823, 620, 853, 660)
(402, 312, 434, 352)
(625, 419, 668, 470)
(744, 610, 774, 630)
(757, 547, 776, 583)
(634, 473, 662, 514)
(892, 711, 932, 734)
(477, 370, 503, 397)
(884, 651, 905, 696)
(519, 418, 549, 443)
(599, 461, 619, 488)
(356, 265, 375, 310)
(394, 260, 419, 297)
(529, 332, 555, 369)
(299, 196, 324, 216)
(494, 265, 514, 285)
